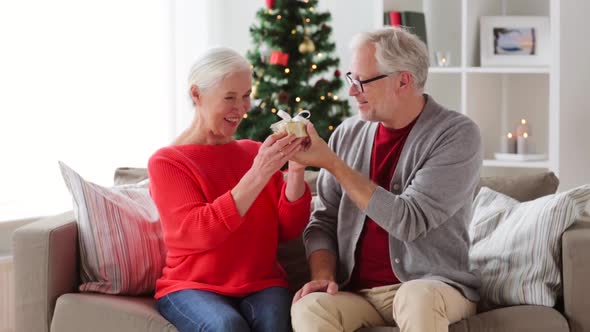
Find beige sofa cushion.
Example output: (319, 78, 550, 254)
(114, 167, 320, 196)
(477, 172, 559, 202)
(115, 167, 558, 202)
(51, 293, 177, 332)
(114, 167, 150, 186)
(113, 167, 560, 294)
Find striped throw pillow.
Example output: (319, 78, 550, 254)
(469, 185, 590, 310)
(59, 162, 166, 295)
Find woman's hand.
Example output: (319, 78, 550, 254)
(232, 132, 304, 216)
(251, 132, 304, 180)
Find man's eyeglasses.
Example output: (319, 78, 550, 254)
(345, 72, 394, 93)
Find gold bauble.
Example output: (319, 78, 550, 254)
(251, 82, 259, 99)
(298, 36, 316, 54)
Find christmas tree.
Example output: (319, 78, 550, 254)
(236, 0, 351, 142)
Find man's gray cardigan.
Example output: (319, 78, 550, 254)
(304, 95, 482, 301)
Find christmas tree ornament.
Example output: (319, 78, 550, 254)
(334, 69, 341, 77)
(298, 36, 316, 54)
(270, 109, 311, 138)
(269, 51, 289, 66)
(265, 0, 275, 9)
(259, 44, 271, 63)
(314, 78, 329, 87)
(278, 90, 290, 104)
(255, 67, 265, 77)
(251, 82, 260, 99)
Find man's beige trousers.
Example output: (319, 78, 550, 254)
(291, 279, 476, 332)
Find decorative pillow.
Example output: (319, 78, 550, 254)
(59, 162, 166, 295)
(469, 185, 590, 310)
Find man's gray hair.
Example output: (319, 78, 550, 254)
(187, 47, 251, 94)
(350, 27, 429, 91)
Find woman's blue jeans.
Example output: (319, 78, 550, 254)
(156, 287, 292, 332)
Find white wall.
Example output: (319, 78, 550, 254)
(0, 0, 175, 219)
(174, 0, 211, 134)
(558, 0, 590, 190)
(316, 0, 379, 90)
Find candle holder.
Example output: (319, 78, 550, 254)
(501, 132, 517, 154)
(435, 51, 451, 67)
(517, 132, 529, 154)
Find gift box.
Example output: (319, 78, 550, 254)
(269, 51, 289, 66)
(270, 110, 310, 138)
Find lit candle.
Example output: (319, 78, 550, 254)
(436, 51, 451, 67)
(501, 132, 517, 153)
(516, 119, 529, 137)
(517, 132, 528, 154)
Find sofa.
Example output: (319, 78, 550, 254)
(12, 170, 590, 332)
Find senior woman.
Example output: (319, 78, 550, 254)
(148, 47, 311, 332)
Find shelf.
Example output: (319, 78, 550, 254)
(483, 159, 551, 169)
(377, 0, 557, 175)
(465, 67, 550, 74)
(429, 67, 463, 74)
(0, 255, 12, 263)
(428, 67, 550, 74)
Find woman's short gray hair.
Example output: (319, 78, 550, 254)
(350, 27, 429, 91)
(187, 47, 251, 94)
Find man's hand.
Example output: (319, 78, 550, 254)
(292, 279, 339, 304)
(292, 123, 339, 170)
(288, 160, 306, 173)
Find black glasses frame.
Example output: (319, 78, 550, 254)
(345, 72, 393, 92)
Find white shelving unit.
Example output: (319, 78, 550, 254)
(375, 0, 559, 175)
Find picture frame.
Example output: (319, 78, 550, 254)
(480, 16, 550, 67)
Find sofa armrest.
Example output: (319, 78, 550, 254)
(562, 221, 590, 332)
(12, 211, 79, 332)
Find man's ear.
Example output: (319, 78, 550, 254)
(190, 85, 201, 105)
(398, 72, 412, 89)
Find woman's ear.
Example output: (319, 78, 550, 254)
(190, 85, 201, 105)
